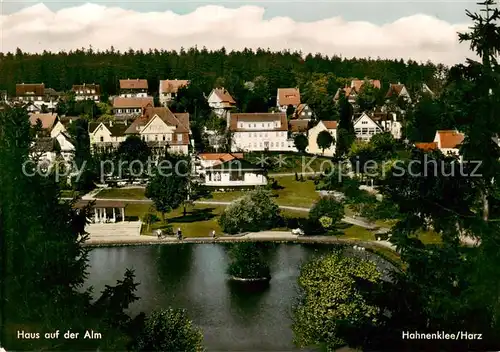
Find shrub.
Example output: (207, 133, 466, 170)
(135, 308, 204, 352)
(309, 196, 345, 233)
(218, 189, 280, 234)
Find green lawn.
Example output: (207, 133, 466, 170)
(97, 187, 147, 200)
(209, 176, 320, 208)
(60, 190, 82, 198)
(96, 176, 320, 208)
(245, 152, 335, 173)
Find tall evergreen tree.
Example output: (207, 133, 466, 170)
(335, 92, 355, 157)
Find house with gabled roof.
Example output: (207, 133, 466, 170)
(72, 83, 101, 102)
(415, 142, 438, 152)
(385, 83, 411, 102)
(89, 120, 130, 153)
(229, 112, 296, 152)
(307, 120, 337, 156)
(277, 88, 301, 112)
(159, 79, 190, 106)
(112, 97, 154, 117)
(352, 111, 403, 141)
(195, 153, 267, 189)
(433, 130, 464, 156)
(334, 79, 381, 105)
(353, 113, 384, 141)
(16, 83, 59, 112)
(119, 79, 149, 98)
(29, 112, 58, 136)
(293, 103, 314, 120)
(207, 87, 236, 118)
(124, 106, 191, 155)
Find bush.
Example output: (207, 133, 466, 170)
(309, 197, 345, 233)
(218, 189, 280, 234)
(135, 308, 204, 352)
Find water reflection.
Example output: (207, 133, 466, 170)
(228, 279, 271, 320)
(85, 243, 394, 351)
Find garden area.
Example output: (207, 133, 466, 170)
(244, 152, 336, 173)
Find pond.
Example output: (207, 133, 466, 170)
(85, 243, 395, 351)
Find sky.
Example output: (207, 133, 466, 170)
(0, 1, 486, 65)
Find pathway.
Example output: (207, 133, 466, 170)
(75, 197, 383, 231)
(268, 171, 318, 177)
(83, 229, 397, 251)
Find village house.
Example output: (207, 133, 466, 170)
(307, 120, 337, 156)
(30, 138, 60, 166)
(353, 112, 383, 141)
(352, 112, 402, 141)
(159, 79, 190, 106)
(29, 131, 75, 166)
(89, 120, 129, 153)
(207, 87, 236, 118)
(15, 83, 59, 112)
(195, 153, 267, 189)
(72, 83, 101, 102)
(112, 97, 154, 117)
(229, 112, 296, 152)
(277, 88, 301, 112)
(29, 112, 60, 137)
(289, 119, 309, 136)
(433, 130, 464, 156)
(334, 79, 382, 105)
(414, 142, 438, 152)
(385, 83, 411, 103)
(124, 106, 191, 155)
(54, 131, 76, 163)
(293, 103, 314, 120)
(119, 79, 149, 98)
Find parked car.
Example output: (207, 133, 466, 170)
(291, 228, 305, 236)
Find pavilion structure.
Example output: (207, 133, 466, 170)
(75, 200, 128, 223)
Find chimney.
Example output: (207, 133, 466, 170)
(125, 119, 128, 126)
(109, 120, 113, 127)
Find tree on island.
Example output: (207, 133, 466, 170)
(218, 188, 280, 234)
(227, 242, 271, 280)
(316, 130, 335, 155)
(293, 134, 308, 153)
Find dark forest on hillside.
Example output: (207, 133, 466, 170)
(0, 48, 443, 97)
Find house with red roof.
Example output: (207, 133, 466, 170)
(307, 120, 338, 156)
(119, 79, 148, 98)
(277, 88, 301, 112)
(334, 79, 381, 105)
(124, 106, 190, 155)
(229, 112, 296, 152)
(194, 153, 267, 189)
(207, 87, 236, 118)
(433, 130, 464, 156)
(159, 79, 190, 106)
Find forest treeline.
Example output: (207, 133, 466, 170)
(0, 47, 444, 97)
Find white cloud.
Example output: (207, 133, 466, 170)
(0, 3, 474, 65)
